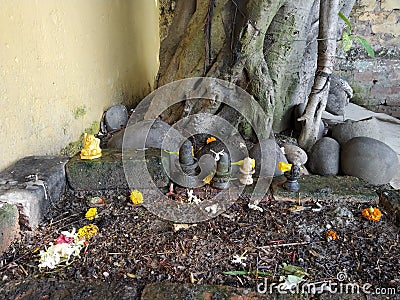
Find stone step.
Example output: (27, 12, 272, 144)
(0, 156, 68, 254)
(65, 148, 170, 191)
(0, 203, 19, 255)
(0, 156, 68, 230)
(271, 175, 378, 203)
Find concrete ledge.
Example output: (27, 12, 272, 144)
(0, 203, 19, 255)
(0, 156, 68, 230)
(272, 175, 378, 203)
(65, 148, 170, 191)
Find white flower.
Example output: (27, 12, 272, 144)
(248, 203, 263, 212)
(231, 254, 247, 267)
(205, 204, 218, 214)
(38, 229, 86, 270)
(187, 189, 201, 204)
(210, 149, 225, 161)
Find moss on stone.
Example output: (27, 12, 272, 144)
(60, 121, 101, 157)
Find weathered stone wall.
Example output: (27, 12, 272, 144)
(337, 0, 400, 118)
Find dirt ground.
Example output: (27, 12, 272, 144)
(0, 184, 399, 299)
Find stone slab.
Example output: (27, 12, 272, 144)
(0, 203, 19, 255)
(0, 156, 69, 230)
(66, 148, 170, 191)
(272, 175, 378, 203)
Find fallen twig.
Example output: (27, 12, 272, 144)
(258, 241, 310, 250)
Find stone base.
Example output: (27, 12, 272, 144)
(0, 203, 19, 255)
(66, 148, 170, 191)
(0, 156, 68, 230)
(272, 175, 378, 203)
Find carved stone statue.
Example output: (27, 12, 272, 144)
(80, 133, 102, 160)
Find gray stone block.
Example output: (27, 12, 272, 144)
(0, 156, 68, 230)
(326, 74, 352, 116)
(0, 203, 19, 255)
(341, 137, 399, 185)
(107, 119, 184, 152)
(331, 116, 382, 145)
(66, 149, 170, 191)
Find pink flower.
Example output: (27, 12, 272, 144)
(54, 234, 74, 245)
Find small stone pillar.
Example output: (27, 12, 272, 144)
(179, 140, 198, 176)
(211, 152, 231, 189)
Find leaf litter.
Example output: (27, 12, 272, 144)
(0, 187, 399, 297)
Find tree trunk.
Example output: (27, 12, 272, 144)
(156, 0, 355, 141)
(297, 0, 340, 151)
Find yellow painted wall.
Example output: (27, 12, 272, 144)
(0, 0, 160, 171)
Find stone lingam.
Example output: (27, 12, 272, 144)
(278, 162, 301, 192)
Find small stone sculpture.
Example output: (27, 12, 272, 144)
(239, 157, 255, 185)
(80, 133, 102, 160)
(283, 164, 301, 192)
(179, 140, 198, 176)
(211, 152, 231, 189)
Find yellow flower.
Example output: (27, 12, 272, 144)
(326, 230, 338, 241)
(251, 158, 256, 169)
(278, 161, 292, 173)
(362, 207, 382, 222)
(85, 208, 97, 221)
(231, 158, 255, 169)
(206, 136, 216, 144)
(202, 171, 214, 185)
(77, 224, 99, 240)
(130, 189, 143, 205)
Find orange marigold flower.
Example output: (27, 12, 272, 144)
(206, 136, 217, 144)
(362, 207, 382, 222)
(326, 230, 338, 241)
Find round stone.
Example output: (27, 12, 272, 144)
(249, 139, 287, 176)
(283, 143, 308, 165)
(341, 137, 399, 185)
(104, 104, 129, 131)
(307, 137, 340, 175)
(331, 117, 382, 145)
